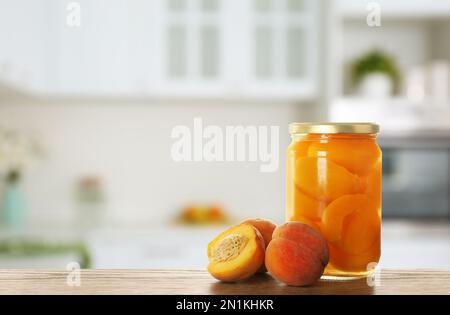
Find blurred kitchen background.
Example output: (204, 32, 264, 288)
(0, 0, 450, 269)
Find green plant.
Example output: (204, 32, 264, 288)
(351, 50, 401, 93)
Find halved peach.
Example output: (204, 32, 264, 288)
(308, 139, 381, 176)
(328, 239, 380, 272)
(294, 188, 325, 220)
(294, 157, 361, 202)
(240, 218, 277, 273)
(207, 224, 265, 282)
(287, 139, 311, 158)
(340, 200, 380, 254)
(365, 161, 382, 207)
(320, 194, 368, 243)
(286, 187, 323, 223)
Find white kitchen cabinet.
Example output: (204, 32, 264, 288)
(0, 0, 320, 99)
(244, 0, 319, 98)
(156, 0, 320, 99)
(46, 0, 136, 95)
(0, 0, 49, 93)
(337, 0, 450, 19)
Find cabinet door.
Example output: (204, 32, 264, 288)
(156, 0, 226, 97)
(52, 0, 228, 97)
(245, 0, 319, 98)
(158, 0, 319, 99)
(48, 0, 136, 95)
(2, 0, 319, 98)
(0, 0, 48, 93)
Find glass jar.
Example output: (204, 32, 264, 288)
(286, 123, 381, 278)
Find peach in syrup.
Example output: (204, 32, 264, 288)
(308, 138, 381, 176)
(294, 157, 362, 202)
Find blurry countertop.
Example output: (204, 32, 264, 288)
(1, 220, 449, 269)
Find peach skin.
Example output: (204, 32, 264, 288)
(240, 218, 277, 273)
(266, 222, 329, 286)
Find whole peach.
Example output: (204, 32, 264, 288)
(266, 222, 329, 286)
(240, 218, 277, 273)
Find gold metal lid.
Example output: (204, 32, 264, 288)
(289, 122, 379, 135)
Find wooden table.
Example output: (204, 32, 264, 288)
(0, 269, 449, 295)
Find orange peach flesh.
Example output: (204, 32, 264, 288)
(207, 224, 265, 282)
(287, 134, 381, 276)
